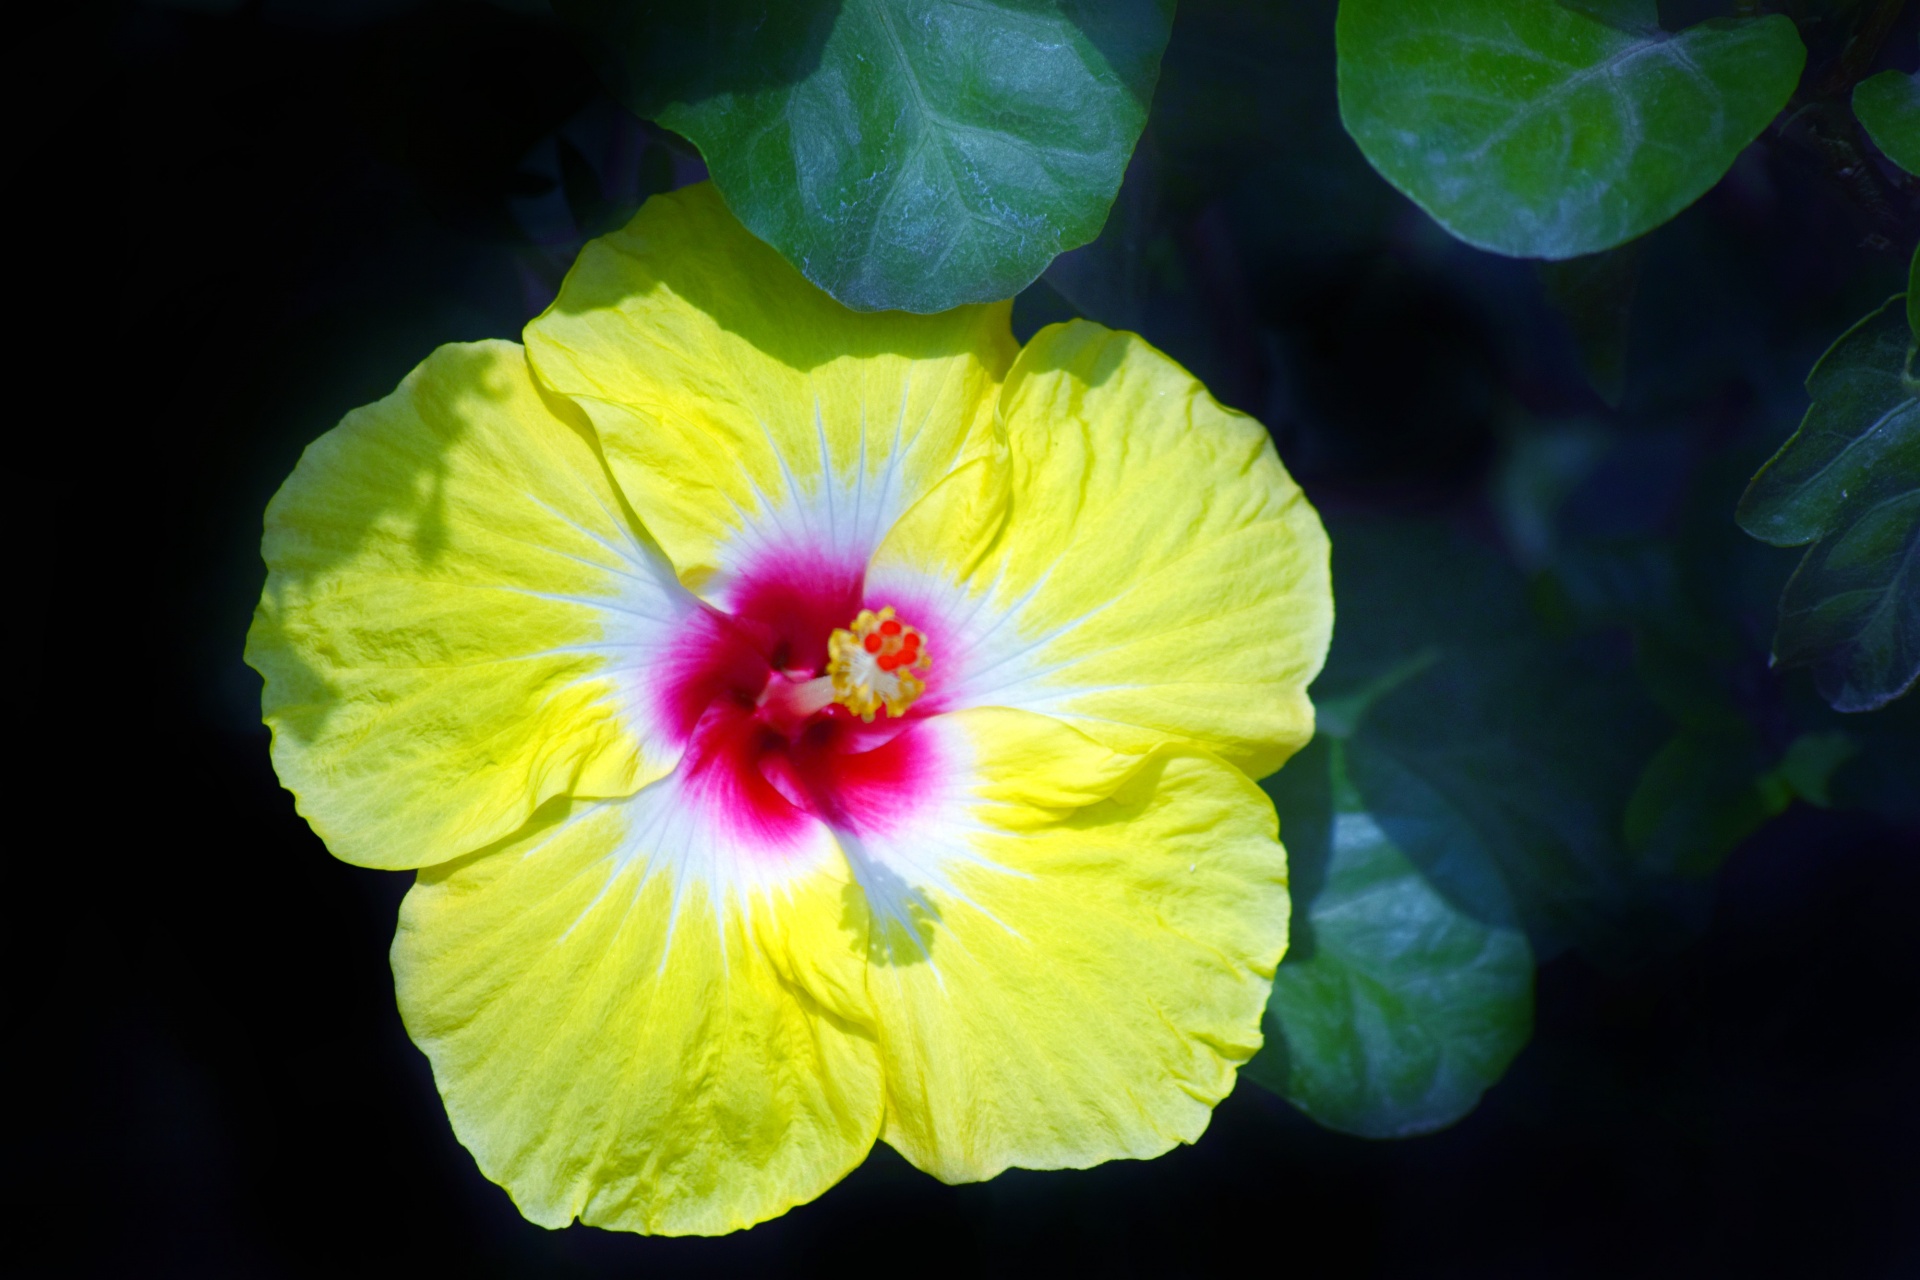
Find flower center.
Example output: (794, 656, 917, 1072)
(826, 607, 932, 722)
(651, 563, 942, 858)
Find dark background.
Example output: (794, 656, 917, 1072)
(21, 1, 1920, 1275)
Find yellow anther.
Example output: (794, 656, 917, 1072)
(826, 606, 932, 722)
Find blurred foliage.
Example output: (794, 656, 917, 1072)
(1334, 0, 1805, 259)
(1305, 518, 1721, 968)
(1537, 243, 1646, 405)
(554, 0, 1172, 311)
(1854, 65, 1920, 175)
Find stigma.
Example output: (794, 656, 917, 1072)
(827, 607, 932, 722)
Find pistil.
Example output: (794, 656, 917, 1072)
(755, 672, 837, 737)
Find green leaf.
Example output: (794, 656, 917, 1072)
(1739, 299, 1920, 712)
(559, 0, 1172, 312)
(1335, 0, 1805, 258)
(1772, 472, 1920, 711)
(1248, 739, 1534, 1139)
(1738, 300, 1916, 546)
(1854, 68, 1920, 177)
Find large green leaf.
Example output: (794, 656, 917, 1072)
(1248, 739, 1533, 1139)
(1854, 68, 1920, 177)
(559, 0, 1172, 312)
(1738, 299, 1920, 712)
(1335, 0, 1805, 258)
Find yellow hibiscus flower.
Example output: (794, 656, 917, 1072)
(245, 183, 1332, 1236)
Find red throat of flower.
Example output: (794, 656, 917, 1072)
(656, 575, 943, 855)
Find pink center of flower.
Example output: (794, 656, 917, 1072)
(655, 554, 943, 855)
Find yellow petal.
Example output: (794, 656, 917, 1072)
(394, 782, 882, 1236)
(523, 183, 1017, 599)
(246, 340, 694, 869)
(864, 708, 1290, 1182)
(879, 320, 1333, 780)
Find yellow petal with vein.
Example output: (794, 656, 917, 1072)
(524, 183, 1016, 595)
(931, 321, 1333, 779)
(868, 708, 1289, 1181)
(395, 796, 882, 1236)
(246, 340, 690, 870)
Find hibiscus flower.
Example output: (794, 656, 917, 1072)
(246, 183, 1331, 1235)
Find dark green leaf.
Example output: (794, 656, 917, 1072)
(1772, 467, 1920, 711)
(1336, 0, 1805, 258)
(559, 0, 1172, 312)
(1739, 299, 1920, 711)
(1740, 299, 1918, 546)
(1854, 68, 1920, 177)
(1248, 740, 1534, 1138)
